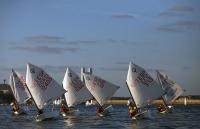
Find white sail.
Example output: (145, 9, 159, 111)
(63, 68, 93, 107)
(83, 73, 120, 106)
(26, 63, 66, 110)
(11, 70, 31, 105)
(126, 62, 165, 108)
(10, 74, 15, 96)
(156, 70, 183, 105)
(15, 71, 32, 100)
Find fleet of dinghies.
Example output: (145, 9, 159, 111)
(8, 62, 184, 121)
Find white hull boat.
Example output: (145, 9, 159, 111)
(36, 110, 60, 122)
(132, 110, 151, 120)
(98, 105, 113, 117)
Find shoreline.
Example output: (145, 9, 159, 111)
(102, 98, 200, 105)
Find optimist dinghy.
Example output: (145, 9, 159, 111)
(26, 63, 66, 122)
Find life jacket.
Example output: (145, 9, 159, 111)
(128, 106, 137, 117)
(96, 107, 104, 113)
(60, 105, 69, 113)
(157, 105, 167, 112)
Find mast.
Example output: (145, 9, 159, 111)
(10, 74, 18, 103)
(25, 83, 41, 112)
(125, 82, 139, 111)
(161, 96, 169, 110)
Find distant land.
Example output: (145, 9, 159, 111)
(1, 83, 200, 105)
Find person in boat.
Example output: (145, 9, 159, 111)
(96, 106, 104, 114)
(60, 100, 70, 113)
(157, 104, 167, 113)
(37, 109, 43, 116)
(127, 99, 138, 118)
(11, 101, 19, 113)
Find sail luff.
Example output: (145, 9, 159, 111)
(125, 82, 139, 111)
(9, 74, 15, 97)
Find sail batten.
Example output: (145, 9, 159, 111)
(83, 73, 119, 106)
(26, 63, 66, 110)
(63, 68, 93, 107)
(126, 62, 165, 108)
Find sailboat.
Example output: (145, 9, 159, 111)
(82, 70, 120, 117)
(26, 63, 66, 121)
(61, 67, 93, 117)
(126, 62, 165, 120)
(10, 69, 31, 115)
(156, 70, 183, 113)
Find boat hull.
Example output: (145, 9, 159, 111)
(61, 109, 80, 118)
(132, 110, 151, 120)
(12, 108, 27, 115)
(36, 110, 59, 122)
(98, 105, 113, 117)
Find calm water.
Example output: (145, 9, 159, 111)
(0, 104, 200, 129)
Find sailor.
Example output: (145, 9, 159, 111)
(60, 100, 69, 113)
(11, 101, 19, 113)
(127, 99, 138, 118)
(37, 109, 43, 115)
(157, 104, 167, 113)
(96, 106, 104, 113)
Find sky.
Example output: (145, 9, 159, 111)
(0, 0, 200, 96)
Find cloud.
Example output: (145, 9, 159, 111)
(170, 5, 194, 12)
(159, 12, 176, 17)
(157, 25, 183, 32)
(67, 40, 98, 45)
(10, 46, 79, 54)
(115, 61, 129, 65)
(25, 35, 98, 45)
(182, 66, 191, 72)
(159, 5, 194, 16)
(111, 13, 136, 19)
(0, 67, 25, 73)
(175, 21, 200, 30)
(0, 65, 82, 75)
(25, 35, 64, 44)
(157, 20, 200, 32)
(42, 65, 82, 73)
(98, 67, 127, 72)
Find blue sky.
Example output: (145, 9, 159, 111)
(0, 0, 200, 96)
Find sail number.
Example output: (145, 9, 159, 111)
(136, 70, 153, 86)
(93, 77, 105, 88)
(14, 73, 26, 90)
(35, 71, 52, 90)
(18, 76, 27, 90)
(71, 77, 84, 92)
